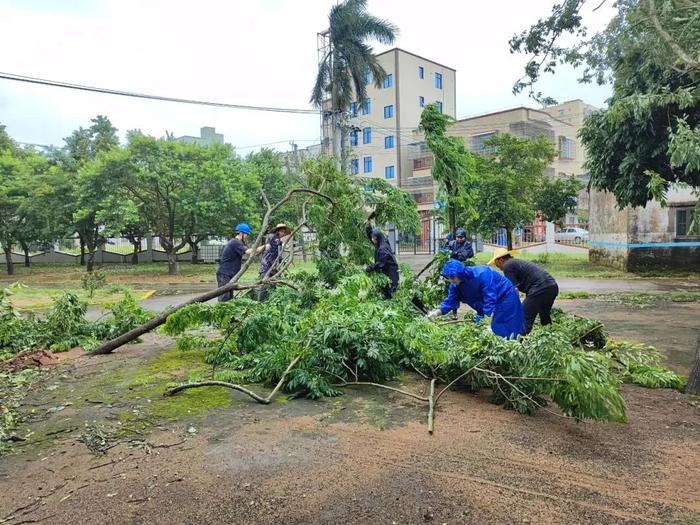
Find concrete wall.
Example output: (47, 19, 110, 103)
(588, 190, 630, 270)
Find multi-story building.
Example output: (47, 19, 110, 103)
(323, 48, 456, 187)
(176, 126, 224, 146)
(405, 100, 597, 222)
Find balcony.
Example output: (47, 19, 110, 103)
(412, 156, 433, 171)
(403, 175, 434, 188)
(410, 190, 434, 205)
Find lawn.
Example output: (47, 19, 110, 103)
(5, 285, 155, 310)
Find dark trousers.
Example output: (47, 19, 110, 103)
(216, 272, 234, 302)
(523, 284, 559, 334)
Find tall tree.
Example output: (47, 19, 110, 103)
(472, 134, 556, 250)
(510, 0, 700, 207)
(420, 104, 478, 235)
(310, 0, 398, 168)
(535, 175, 584, 226)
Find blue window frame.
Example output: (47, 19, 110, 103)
(350, 102, 357, 117)
(435, 72, 443, 89)
(384, 135, 394, 149)
(419, 66, 424, 79)
(419, 96, 425, 108)
(383, 74, 393, 88)
(383, 105, 393, 119)
(364, 70, 372, 85)
(385, 165, 395, 179)
(350, 130, 358, 147)
(362, 98, 371, 115)
(436, 101, 443, 113)
(362, 127, 371, 144)
(363, 156, 372, 173)
(351, 159, 359, 174)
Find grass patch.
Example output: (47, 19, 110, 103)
(558, 291, 700, 308)
(7, 286, 154, 311)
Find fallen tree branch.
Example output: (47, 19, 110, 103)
(435, 359, 488, 404)
(332, 381, 428, 402)
(427, 378, 436, 434)
(91, 188, 333, 355)
(416, 256, 437, 279)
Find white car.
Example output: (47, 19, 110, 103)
(555, 227, 589, 244)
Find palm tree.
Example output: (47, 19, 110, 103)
(311, 0, 398, 169)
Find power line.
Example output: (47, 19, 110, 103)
(0, 71, 321, 115)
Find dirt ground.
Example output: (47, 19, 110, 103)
(1, 301, 699, 525)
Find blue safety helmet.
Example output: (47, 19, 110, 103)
(456, 228, 467, 238)
(235, 223, 253, 235)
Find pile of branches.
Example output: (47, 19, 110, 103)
(162, 266, 685, 427)
(0, 287, 153, 359)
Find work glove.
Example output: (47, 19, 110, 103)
(427, 309, 442, 321)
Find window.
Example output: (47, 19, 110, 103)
(349, 102, 357, 117)
(350, 159, 359, 175)
(435, 72, 443, 89)
(383, 105, 393, 119)
(385, 135, 394, 149)
(559, 136, 575, 160)
(383, 74, 393, 88)
(418, 66, 424, 79)
(362, 98, 371, 115)
(419, 96, 425, 108)
(363, 156, 373, 173)
(350, 130, 358, 147)
(471, 132, 497, 153)
(364, 70, 372, 85)
(385, 165, 395, 179)
(676, 207, 696, 236)
(436, 101, 443, 113)
(362, 127, 371, 144)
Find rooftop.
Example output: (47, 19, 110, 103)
(375, 47, 456, 72)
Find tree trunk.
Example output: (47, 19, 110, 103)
(506, 227, 514, 251)
(685, 335, 700, 395)
(4, 246, 14, 276)
(79, 237, 86, 266)
(131, 241, 140, 265)
(167, 250, 179, 275)
(21, 243, 30, 268)
(448, 204, 456, 237)
(332, 111, 342, 171)
(86, 250, 96, 273)
(190, 242, 200, 265)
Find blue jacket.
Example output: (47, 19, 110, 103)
(439, 260, 524, 339)
(448, 239, 474, 262)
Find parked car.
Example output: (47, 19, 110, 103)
(555, 227, 589, 244)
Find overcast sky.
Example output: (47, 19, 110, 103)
(0, 0, 615, 154)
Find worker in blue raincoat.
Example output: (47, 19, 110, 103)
(448, 228, 474, 263)
(427, 260, 525, 339)
(365, 223, 400, 299)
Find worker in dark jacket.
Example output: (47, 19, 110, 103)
(257, 223, 291, 301)
(365, 223, 400, 299)
(490, 248, 559, 334)
(428, 260, 524, 339)
(448, 228, 474, 263)
(216, 223, 264, 302)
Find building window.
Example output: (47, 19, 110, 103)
(419, 66, 424, 79)
(351, 159, 359, 175)
(419, 96, 425, 108)
(385, 165, 395, 179)
(676, 207, 696, 236)
(436, 101, 443, 113)
(350, 130, 358, 147)
(364, 70, 372, 85)
(471, 132, 497, 153)
(362, 127, 371, 144)
(363, 156, 372, 173)
(559, 136, 575, 160)
(384, 105, 393, 119)
(435, 72, 443, 89)
(350, 102, 357, 117)
(383, 74, 393, 88)
(362, 98, 371, 115)
(385, 135, 394, 149)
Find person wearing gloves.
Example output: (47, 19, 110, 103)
(490, 248, 559, 334)
(427, 260, 525, 339)
(216, 223, 264, 302)
(365, 222, 400, 299)
(257, 223, 292, 301)
(448, 228, 474, 263)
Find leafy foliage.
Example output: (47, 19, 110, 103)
(163, 267, 684, 422)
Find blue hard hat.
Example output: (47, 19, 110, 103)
(235, 223, 253, 235)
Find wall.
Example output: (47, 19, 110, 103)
(588, 190, 630, 269)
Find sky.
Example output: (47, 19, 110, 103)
(0, 0, 616, 154)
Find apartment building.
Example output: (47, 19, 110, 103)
(323, 48, 456, 186)
(176, 126, 224, 146)
(405, 100, 597, 220)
